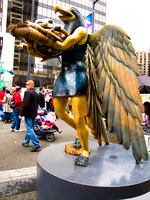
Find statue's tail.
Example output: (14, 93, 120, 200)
(86, 80, 109, 145)
(90, 115, 109, 145)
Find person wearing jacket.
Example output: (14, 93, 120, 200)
(38, 86, 45, 109)
(19, 80, 41, 152)
(3, 89, 13, 123)
(10, 86, 22, 132)
(0, 86, 7, 121)
(0, 86, 7, 110)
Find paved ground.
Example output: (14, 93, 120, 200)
(0, 118, 115, 172)
(0, 118, 77, 171)
(1, 118, 150, 199)
(0, 117, 116, 199)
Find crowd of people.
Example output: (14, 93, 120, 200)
(1, 82, 149, 155)
(0, 81, 63, 152)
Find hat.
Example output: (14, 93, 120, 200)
(15, 86, 21, 91)
(26, 80, 34, 86)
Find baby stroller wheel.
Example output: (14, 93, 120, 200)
(46, 133, 55, 142)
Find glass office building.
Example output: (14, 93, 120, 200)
(2, 0, 107, 87)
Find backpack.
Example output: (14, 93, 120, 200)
(8, 96, 16, 109)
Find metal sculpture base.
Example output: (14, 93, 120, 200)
(36, 141, 150, 200)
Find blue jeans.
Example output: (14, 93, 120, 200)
(11, 109, 21, 130)
(50, 107, 54, 112)
(0, 105, 3, 110)
(4, 112, 13, 121)
(23, 117, 41, 147)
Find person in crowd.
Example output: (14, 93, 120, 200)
(10, 88, 15, 95)
(10, 86, 23, 132)
(50, 95, 58, 119)
(19, 80, 41, 152)
(10, 88, 15, 120)
(0, 86, 7, 110)
(35, 88, 39, 94)
(3, 89, 13, 123)
(143, 101, 150, 126)
(50, 96, 54, 112)
(0, 86, 7, 121)
(68, 97, 73, 115)
(38, 86, 45, 109)
(45, 89, 51, 112)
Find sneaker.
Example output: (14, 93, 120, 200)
(30, 146, 41, 152)
(10, 128, 15, 132)
(58, 129, 63, 133)
(22, 143, 29, 147)
(15, 129, 23, 132)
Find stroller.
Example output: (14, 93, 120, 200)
(34, 109, 58, 142)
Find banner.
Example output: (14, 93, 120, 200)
(86, 13, 92, 34)
(0, 68, 13, 75)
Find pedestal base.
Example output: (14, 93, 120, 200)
(36, 141, 150, 200)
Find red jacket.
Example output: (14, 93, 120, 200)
(0, 90, 5, 105)
(13, 92, 22, 109)
(50, 97, 54, 107)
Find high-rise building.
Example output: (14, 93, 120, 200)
(0, 0, 107, 88)
(136, 51, 150, 76)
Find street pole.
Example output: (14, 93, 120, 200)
(27, 0, 35, 81)
(92, 0, 98, 34)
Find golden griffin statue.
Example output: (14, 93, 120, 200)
(9, 6, 148, 167)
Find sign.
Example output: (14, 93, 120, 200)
(86, 13, 92, 34)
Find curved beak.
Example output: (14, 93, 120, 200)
(54, 5, 76, 24)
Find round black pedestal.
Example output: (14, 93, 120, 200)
(36, 142, 150, 200)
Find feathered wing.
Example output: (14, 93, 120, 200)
(85, 24, 148, 163)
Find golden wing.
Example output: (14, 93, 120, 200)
(85, 24, 148, 163)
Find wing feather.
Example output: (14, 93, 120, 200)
(103, 74, 111, 114)
(96, 68, 106, 94)
(128, 114, 142, 163)
(85, 24, 148, 163)
(121, 103, 130, 150)
(113, 95, 122, 143)
(107, 82, 116, 130)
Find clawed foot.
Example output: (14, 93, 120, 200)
(73, 138, 81, 149)
(74, 155, 89, 167)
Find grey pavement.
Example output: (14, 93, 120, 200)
(0, 117, 110, 199)
(1, 118, 150, 200)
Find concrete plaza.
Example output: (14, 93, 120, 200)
(0, 118, 150, 200)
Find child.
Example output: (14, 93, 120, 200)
(44, 112, 63, 133)
(143, 101, 150, 126)
(36, 112, 63, 133)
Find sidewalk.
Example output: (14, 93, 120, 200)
(2, 118, 149, 200)
(0, 118, 101, 199)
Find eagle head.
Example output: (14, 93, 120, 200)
(54, 5, 86, 34)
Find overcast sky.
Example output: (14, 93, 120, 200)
(106, 0, 150, 52)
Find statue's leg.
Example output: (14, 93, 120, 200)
(53, 97, 76, 130)
(71, 96, 90, 166)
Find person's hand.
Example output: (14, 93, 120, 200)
(19, 115, 22, 120)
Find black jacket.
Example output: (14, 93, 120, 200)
(38, 92, 45, 108)
(20, 88, 38, 118)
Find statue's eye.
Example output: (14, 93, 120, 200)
(48, 20, 53, 24)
